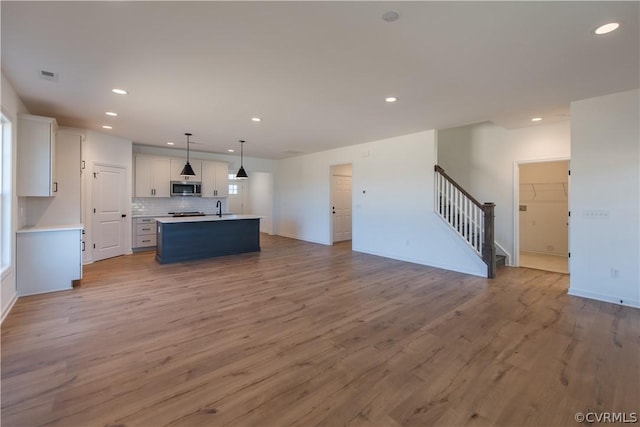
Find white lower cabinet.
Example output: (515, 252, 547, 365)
(17, 226, 83, 296)
(133, 217, 157, 250)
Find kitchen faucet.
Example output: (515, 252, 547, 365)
(216, 200, 222, 217)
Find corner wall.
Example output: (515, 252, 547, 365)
(569, 89, 639, 308)
(277, 130, 487, 277)
(1, 73, 28, 320)
(437, 120, 571, 262)
(82, 131, 133, 263)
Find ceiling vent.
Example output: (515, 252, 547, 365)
(39, 70, 58, 82)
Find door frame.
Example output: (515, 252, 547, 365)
(512, 157, 570, 268)
(329, 163, 353, 245)
(91, 162, 129, 261)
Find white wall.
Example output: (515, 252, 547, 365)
(435, 125, 473, 189)
(82, 131, 133, 263)
(1, 73, 28, 320)
(569, 89, 639, 308)
(437, 120, 571, 262)
(277, 130, 487, 277)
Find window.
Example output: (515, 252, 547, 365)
(1, 114, 12, 275)
(228, 173, 239, 195)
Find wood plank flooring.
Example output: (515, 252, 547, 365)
(2, 234, 639, 426)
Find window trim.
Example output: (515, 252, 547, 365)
(1, 113, 13, 277)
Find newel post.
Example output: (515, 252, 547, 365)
(482, 202, 496, 278)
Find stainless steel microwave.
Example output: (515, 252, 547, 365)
(171, 181, 202, 197)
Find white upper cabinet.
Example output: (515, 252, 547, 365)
(201, 161, 229, 198)
(17, 114, 58, 197)
(170, 158, 202, 182)
(134, 156, 171, 197)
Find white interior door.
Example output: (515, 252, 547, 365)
(332, 174, 352, 242)
(92, 164, 126, 261)
(228, 177, 248, 214)
(248, 172, 273, 234)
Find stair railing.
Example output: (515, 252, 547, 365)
(434, 165, 496, 278)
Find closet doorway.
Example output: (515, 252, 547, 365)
(517, 160, 569, 274)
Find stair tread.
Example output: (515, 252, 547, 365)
(496, 254, 507, 268)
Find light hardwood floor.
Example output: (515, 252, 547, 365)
(2, 234, 638, 426)
(520, 251, 569, 274)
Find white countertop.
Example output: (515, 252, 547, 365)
(17, 224, 84, 233)
(155, 214, 261, 224)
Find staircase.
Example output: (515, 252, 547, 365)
(434, 165, 499, 278)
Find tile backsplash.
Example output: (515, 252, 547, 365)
(132, 197, 229, 216)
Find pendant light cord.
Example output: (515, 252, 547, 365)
(186, 133, 191, 163)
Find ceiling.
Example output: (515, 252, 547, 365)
(2, 1, 638, 159)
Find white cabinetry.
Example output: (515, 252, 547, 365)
(202, 160, 229, 198)
(17, 226, 82, 295)
(134, 156, 171, 197)
(133, 217, 157, 249)
(17, 114, 58, 197)
(170, 158, 202, 182)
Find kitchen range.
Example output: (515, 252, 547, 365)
(168, 211, 206, 217)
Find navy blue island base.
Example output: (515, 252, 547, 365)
(155, 216, 261, 264)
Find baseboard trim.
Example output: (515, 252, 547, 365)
(568, 288, 640, 309)
(1, 293, 18, 324)
(352, 246, 488, 278)
(276, 232, 329, 246)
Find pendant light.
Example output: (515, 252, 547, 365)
(180, 133, 196, 176)
(236, 139, 248, 179)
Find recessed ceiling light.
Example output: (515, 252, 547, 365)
(531, 117, 542, 122)
(227, 149, 235, 153)
(105, 111, 118, 117)
(595, 22, 620, 35)
(382, 10, 400, 23)
(385, 97, 397, 103)
(102, 125, 113, 129)
(251, 117, 262, 122)
(112, 88, 128, 95)
(167, 142, 175, 146)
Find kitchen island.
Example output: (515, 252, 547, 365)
(155, 215, 261, 264)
